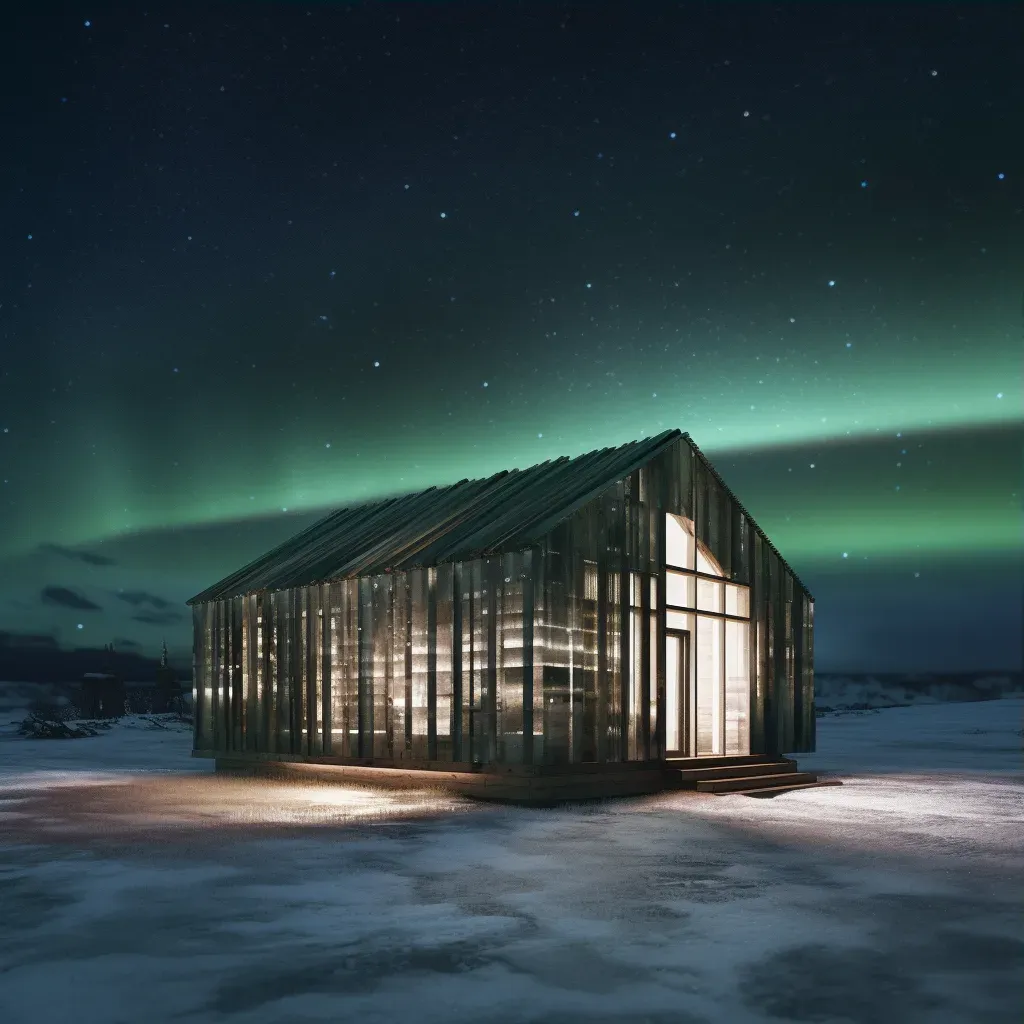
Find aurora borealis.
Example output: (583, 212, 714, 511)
(0, 3, 1020, 674)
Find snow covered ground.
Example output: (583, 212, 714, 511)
(0, 699, 1021, 1024)
(814, 670, 1022, 710)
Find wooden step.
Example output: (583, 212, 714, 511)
(696, 771, 817, 794)
(669, 761, 795, 786)
(664, 753, 790, 770)
(743, 779, 844, 798)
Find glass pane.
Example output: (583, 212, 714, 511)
(725, 584, 750, 618)
(666, 609, 693, 631)
(665, 633, 680, 753)
(697, 578, 724, 613)
(498, 555, 525, 764)
(649, 611, 658, 758)
(666, 513, 695, 569)
(435, 565, 453, 748)
(666, 610, 694, 755)
(629, 607, 643, 759)
(725, 620, 750, 755)
(410, 569, 430, 758)
(666, 571, 694, 607)
(604, 569, 622, 762)
(696, 615, 722, 755)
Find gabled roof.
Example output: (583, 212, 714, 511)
(188, 429, 812, 604)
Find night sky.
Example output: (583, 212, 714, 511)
(0, 3, 1020, 675)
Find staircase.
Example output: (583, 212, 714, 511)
(664, 754, 842, 797)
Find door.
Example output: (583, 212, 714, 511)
(665, 629, 690, 756)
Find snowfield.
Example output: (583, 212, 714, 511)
(0, 699, 1021, 1024)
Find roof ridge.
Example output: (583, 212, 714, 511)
(191, 428, 759, 604)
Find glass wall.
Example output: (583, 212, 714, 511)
(193, 433, 814, 764)
(665, 511, 752, 757)
(435, 563, 454, 758)
(725, 619, 750, 755)
(695, 615, 723, 755)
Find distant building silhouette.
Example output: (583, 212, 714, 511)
(77, 641, 184, 716)
(80, 670, 125, 718)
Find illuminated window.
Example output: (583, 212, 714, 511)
(725, 584, 750, 618)
(697, 578, 724, 613)
(666, 571, 694, 607)
(666, 513, 695, 569)
(696, 540, 725, 577)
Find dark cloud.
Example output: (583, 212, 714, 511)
(112, 637, 142, 650)
(41, 586, 102, 611)
(131, 610, 184, 626)
(0, 630, 58, 649)
(38, 543, 117, 567)
(115, 590, 174, 610)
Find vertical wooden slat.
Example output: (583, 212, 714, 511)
(595, 499, 608, 763)
(212, 601, 223, 751)
(640, 521, 651, 762)
(486, 556, 499, 764)
(305, 587, 316, 756)
(321, 584, 332, 755)
(427, 566, 438, 760)
(384, 575, 395, 760)
(617, 482, 631, 762)
(364, 578, 374, 759)
(452, 562, 463, 762)
(290, 589, 302, 756)
(263, 593, 274, 754)
(232, 596, 244, 753)
(192, 604, 205, 750)
(521, 547, 534, 765)
(655, 454, 667, 762)
(405, 573, 413, 756)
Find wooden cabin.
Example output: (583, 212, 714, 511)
(187, 430, 818, 801)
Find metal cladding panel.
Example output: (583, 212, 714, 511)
(192, 431, 817, 768)
(187, 429, 812, 609)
